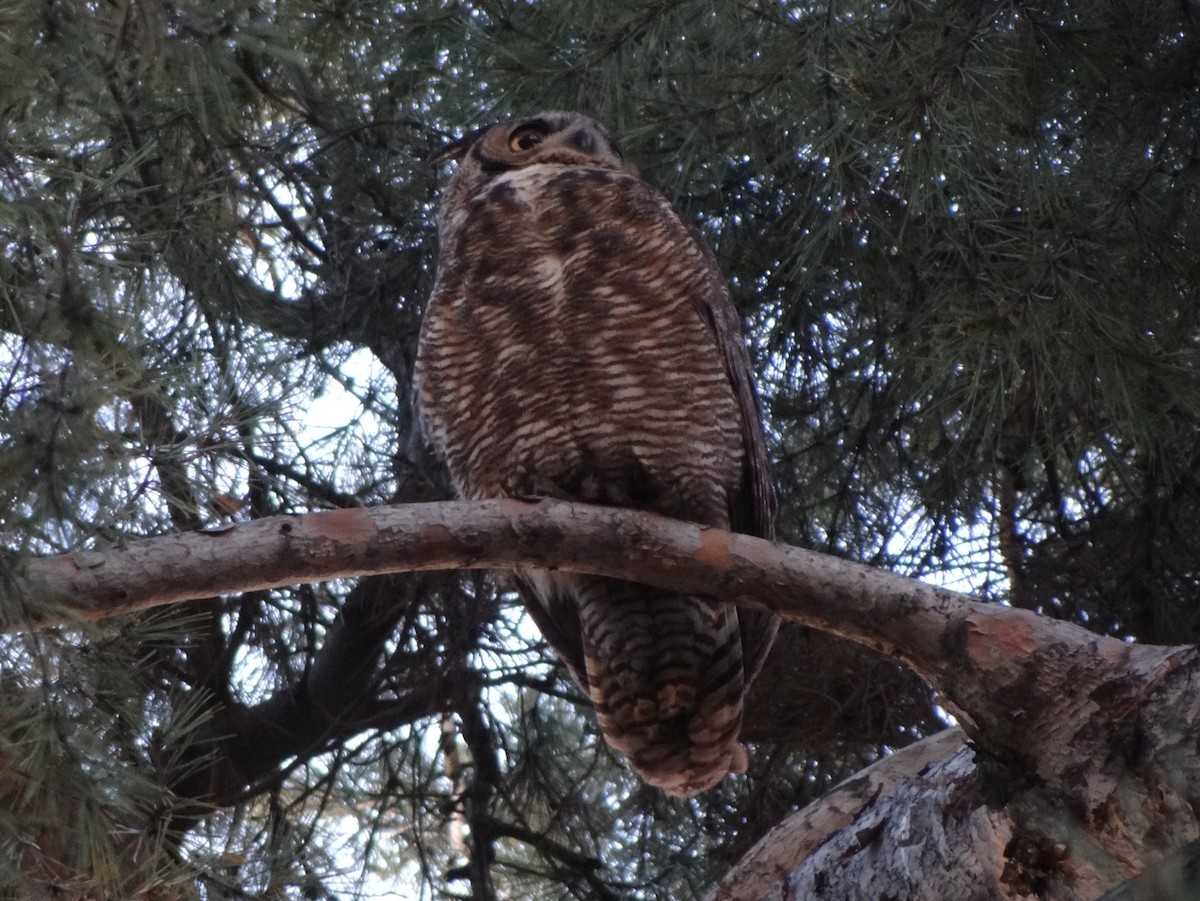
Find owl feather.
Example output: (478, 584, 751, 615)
(414, 111, 777, 795)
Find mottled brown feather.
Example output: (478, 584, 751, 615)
(414, 111, 777, 795)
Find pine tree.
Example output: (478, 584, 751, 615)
(1, 0, 1197, 898)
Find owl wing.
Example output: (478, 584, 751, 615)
(680, 218, 780, 684)
(686, 241, 776, 539)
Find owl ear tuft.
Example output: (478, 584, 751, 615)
(430, 124, 493, 165)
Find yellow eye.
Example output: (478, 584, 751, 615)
(509, 128, 543, 152)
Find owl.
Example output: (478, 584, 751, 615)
(414, 111, 776, 796)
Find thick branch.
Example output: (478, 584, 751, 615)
(711, 728, 972, 901)
(14, 500, 1200, 899)
(11, 499, 1180, 775)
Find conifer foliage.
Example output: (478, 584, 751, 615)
(1, 1, 1197, 898)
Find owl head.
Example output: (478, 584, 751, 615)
(436, 111, 627, 172)
(433, 112, 634, 221)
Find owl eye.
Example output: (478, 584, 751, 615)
(509, 128, 544, 152)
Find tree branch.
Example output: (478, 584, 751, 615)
(13, 500, 1200, 899)
(11, 499, 1186, 777)
(711, 728, 971, 901)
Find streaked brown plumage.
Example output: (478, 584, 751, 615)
(414, 112, 776, 795)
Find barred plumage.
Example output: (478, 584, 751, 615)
(414, 112, 776, 795)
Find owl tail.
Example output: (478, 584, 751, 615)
(575, 577, 748, 796)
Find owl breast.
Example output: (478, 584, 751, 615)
(416, 141, 772, 795)
(421, 165, 745, 525)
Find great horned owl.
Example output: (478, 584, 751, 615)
(414, 111, 776, 795)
